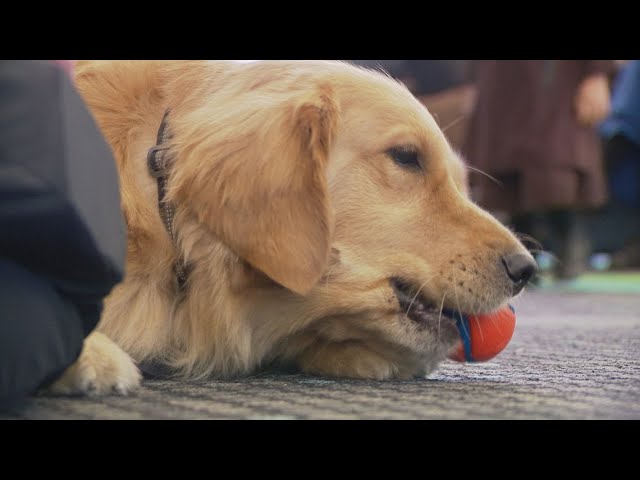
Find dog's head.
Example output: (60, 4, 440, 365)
(163, 61, 536, 379)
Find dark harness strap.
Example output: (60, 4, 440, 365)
(147, 109, 189, 292)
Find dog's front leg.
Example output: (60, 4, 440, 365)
(45, 331, 141, 396)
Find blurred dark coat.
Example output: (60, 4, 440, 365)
(0, 60, 126, 408)
(0, 60, 125, 304)
(464, 60, 617, 215)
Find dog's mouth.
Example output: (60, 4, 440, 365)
(391, 278, 456, 326)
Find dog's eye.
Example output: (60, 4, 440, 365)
(387, 146, 421, 170)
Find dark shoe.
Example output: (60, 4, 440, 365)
(611, 235, 640, 269)
(552, 210, 590, 280)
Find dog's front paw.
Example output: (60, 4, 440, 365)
(46, 332, 141, 396)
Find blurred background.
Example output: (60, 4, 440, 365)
(351, 60, 640, 294)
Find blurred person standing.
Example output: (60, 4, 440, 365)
(600, 60, 640, 268)
(464, 60, 616, 280)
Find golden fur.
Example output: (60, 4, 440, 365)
(49, 60, 533, 394)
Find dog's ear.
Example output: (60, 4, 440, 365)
(169, 78, 338, 295)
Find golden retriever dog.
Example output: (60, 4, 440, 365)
(49, 60, 536, 395)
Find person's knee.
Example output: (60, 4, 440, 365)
(0, 258, 85, 410)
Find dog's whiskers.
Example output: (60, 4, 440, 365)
(442, 114, 466, 134)
(437, 293, 447, 342)
(451, 266, 469, 339)
(466, 165, 503, 188)
(404, 276, 435, 320)
(470, 297, 485, 343)
(487, 309, 503, 335)
(514, 232, 544, 251)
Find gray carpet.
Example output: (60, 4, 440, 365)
(3, 290, 640, 419)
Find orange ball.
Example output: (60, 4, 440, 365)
(448, 305, 516, 362)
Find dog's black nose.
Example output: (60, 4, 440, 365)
(502, 253, 537, 294)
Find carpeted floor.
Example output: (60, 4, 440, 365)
(3, 289, 639, 420)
